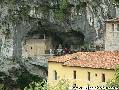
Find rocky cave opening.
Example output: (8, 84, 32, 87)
(22, 29, 85, 57)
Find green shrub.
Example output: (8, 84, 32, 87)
(24, 79, 70, 90)
(107, 66, 119, 90)
(0, 84, 4, 90)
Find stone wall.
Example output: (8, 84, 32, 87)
(105, 22, 119, 50)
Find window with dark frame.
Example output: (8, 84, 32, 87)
(88, 72, 90, 81)
(73, 71, 76, 79)
(102, 74, 105, 82)
(54, 70, 57, 80)
(112, 24, 114, 31)
(117, 24, 119, 31)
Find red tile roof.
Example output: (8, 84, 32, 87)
(48, 51, 119, 69)
(48, 54, 75, 63)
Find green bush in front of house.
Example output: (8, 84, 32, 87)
(107, 66, 119, 90)
(24, 79, 70, 90)
(0, 84, 4, 90)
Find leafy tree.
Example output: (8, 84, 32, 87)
(0, 84, 4, 90)
(107, 66, 119, 90)
(24, 79, 70, 90)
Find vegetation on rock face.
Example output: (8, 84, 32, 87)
(0, 0, 73, 23)
(0, 70, 43, 90)
(51, 0, 69, 22)
(115, 0, 119, 3)
(17, 70, 43, 90)
(52, 0, 86, 22)
(0, 84, 4, 90)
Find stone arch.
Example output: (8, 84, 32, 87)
(21, 27, 85, 57)
(12, 19, 85, 59)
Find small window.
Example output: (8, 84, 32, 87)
(73, 71, 76, 79)
(95, 74, 97, 76)
(39, 34, 45, 39)
(102, 74, 105, 82)
(31, 47, 32, 49)
(117, 24, 119, 31)
(112, 24, 114, 31)
(54, 70, 57, 80)
(88, 72, 90, 81)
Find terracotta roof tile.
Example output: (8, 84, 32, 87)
(48, 54, 74, 63)
(49, 51, 119, 69)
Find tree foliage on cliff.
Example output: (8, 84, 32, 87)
(115, 0, 119, 3)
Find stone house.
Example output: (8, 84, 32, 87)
(22, 34, 53, 57)
(22, 30, 84, 57)
(105, 17, 119, 51)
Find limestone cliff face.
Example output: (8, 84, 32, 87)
(49, 0, 119, 47)
(1, 0, 119, 57)
(80, 0, 119, 44)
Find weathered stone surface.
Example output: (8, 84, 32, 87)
(105, 22, 119, 50)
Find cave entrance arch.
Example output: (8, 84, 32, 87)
(55, 30, 85, 52)
(12, 19, 85, 59)
(14, 19, 85, 58)
(22, 28, 85, 57)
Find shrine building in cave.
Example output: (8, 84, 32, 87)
(22, 30, 84, 57)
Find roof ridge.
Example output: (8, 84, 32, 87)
(49, 51, 119, 69)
